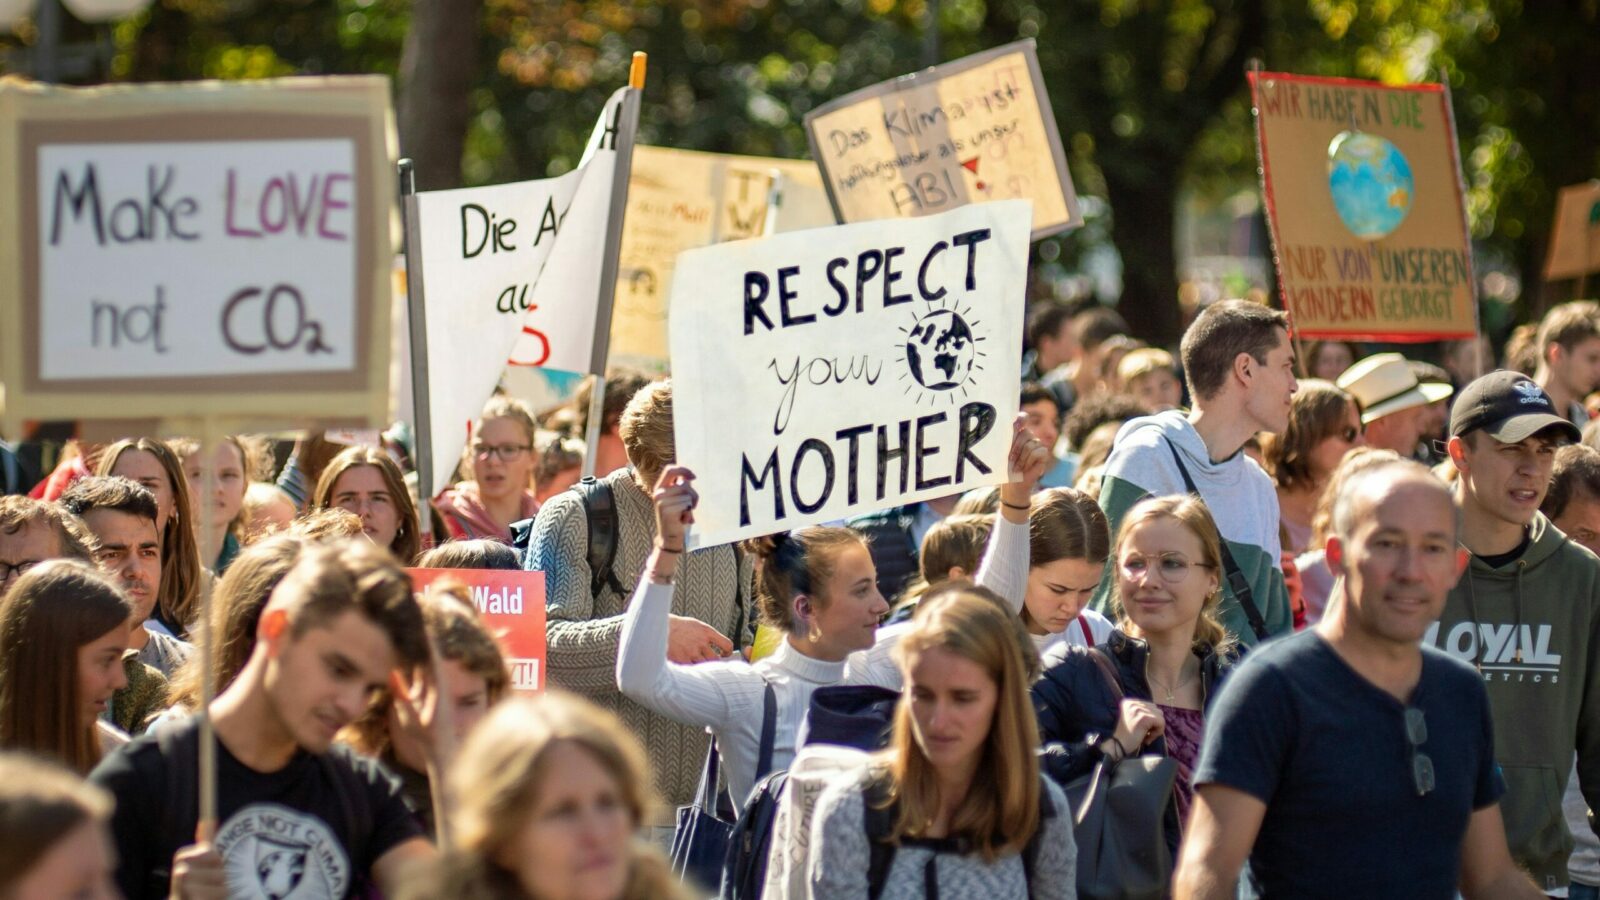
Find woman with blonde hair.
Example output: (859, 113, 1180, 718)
(1032, 494, 1240, 851)
(97, 438, 202, 637)
(0, 752, 119, 900)
(171, 435, 254, 573)
(312, 445, 423, 564)
(151, 535, 310, 731)
(0, 561, 132, 774)
(406, 692, 690, 900)
(807, 585, 1075, 897)
(434, 396, 542, 543)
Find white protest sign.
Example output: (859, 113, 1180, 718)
(410, 88, 630, 494)
(671, 200, 1030, 549)
(0, 76, 394, 430)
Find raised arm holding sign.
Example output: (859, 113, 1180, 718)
(671, 200, 1032, 550)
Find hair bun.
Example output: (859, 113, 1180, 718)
(740, 531, 791, 562)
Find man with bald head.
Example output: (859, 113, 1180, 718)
(1176, 461, 1541, 899)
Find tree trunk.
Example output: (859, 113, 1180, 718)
(397, 0, 481, 190)
(1105, 173, 1183, 348)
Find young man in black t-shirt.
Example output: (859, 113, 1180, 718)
(1175, 461, 1542, 899)
(91, 539, 436, 899)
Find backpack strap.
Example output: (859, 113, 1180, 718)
(1077, 615, 1095, 647)
(575, 475, 627, 599)
(1160, 439, 1270, 641)
(754, 682, 778, 782)
(862, 775, 898, 900)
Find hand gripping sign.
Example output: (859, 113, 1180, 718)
(671, 200, 1031, 550)
(0, 76, 394, 431)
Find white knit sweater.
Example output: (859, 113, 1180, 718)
(617, 516, 1029, 802)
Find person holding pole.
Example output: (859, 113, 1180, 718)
(91, 539, 439, 899)
(526, 380, 753, 820)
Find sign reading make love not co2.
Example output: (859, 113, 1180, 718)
(0, 77, 394, 430)
(672, 201, 1031, 549)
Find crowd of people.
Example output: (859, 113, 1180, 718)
(2, 294, 1600, 899)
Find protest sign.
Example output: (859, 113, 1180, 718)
(671, 200, 1031, 549)
(407, 567, 547, 693)
(0, 76, 394, 432)
(804, 40, 1078, 241)
(609, 145, 835, 370)
(1249, 71, 1476, 342)
(408, 87, 637, 495)
(1544, 181, 1600, 282)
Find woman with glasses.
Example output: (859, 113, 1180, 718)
(1032, 493, 1240, 845)
(434, 396, 542, 543)
(1261, 380, 1364, 556)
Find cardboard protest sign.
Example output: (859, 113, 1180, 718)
(804, 40, 1078, 241)
(671, 200, 1031, 549)
(407, 567, 547, 692)
(0, 76, 394, 432)
(1544, 181, 1600, 282)
(410, 88, 634, 494)
(609, 146, 835, 370)
(1249, 71, 1476, 342)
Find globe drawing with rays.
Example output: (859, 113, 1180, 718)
(897, 303, 987, 406)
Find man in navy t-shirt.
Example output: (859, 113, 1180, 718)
(1175, 460, 1543, 899)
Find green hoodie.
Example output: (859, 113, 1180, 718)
(1426, 512, 1600, 891)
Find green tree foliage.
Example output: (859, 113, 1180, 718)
(11, 0, 1592, 339)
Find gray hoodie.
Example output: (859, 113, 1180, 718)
(1425, 513, 1600, 891)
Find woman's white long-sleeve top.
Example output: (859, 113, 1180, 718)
(843, 515, 1029, 689)
(616, 514, 1028, 802)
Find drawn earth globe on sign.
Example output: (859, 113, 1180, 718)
(1326, 130, 1415, 240)
(901, 307, 983, 404)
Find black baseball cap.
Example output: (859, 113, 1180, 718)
(1449, 370, 1581, 443)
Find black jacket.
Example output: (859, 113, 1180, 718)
(847, 504, 923, 603)
(1033, 628, 1238, 786)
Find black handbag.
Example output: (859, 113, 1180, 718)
(670, 683, 776, 891)
(1063, 648, 1180, 900)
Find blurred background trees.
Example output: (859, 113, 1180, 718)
(2, 0, 1595, 347)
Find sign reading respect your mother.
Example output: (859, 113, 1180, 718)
(671, 201, 1030, 549)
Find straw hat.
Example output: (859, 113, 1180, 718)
(1336, 353, 1454, 424)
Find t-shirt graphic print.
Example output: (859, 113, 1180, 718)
(215, 803, 350, 899)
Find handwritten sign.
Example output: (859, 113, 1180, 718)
(671, 201, 1030, 549)
(411, 88, 631, 493)
(1250, 72, 1476, 342)
(0, 77, 394, 431)
(407, 567, 547, 692)
(804, 40, 1078, 241)
(609, 146, 835, 370)
(1544, 181, 1600, 281)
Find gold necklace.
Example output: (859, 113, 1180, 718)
(1146, 659, 1198, 702)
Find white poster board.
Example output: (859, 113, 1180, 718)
(0, 76, 394, 431)
(671, 200, 1031, 549)
(410, 88, 630, 493)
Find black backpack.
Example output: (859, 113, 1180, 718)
(861, 774, 1057, 900)
(515, 473, 752, 640)
(718, 767, 790, 899)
